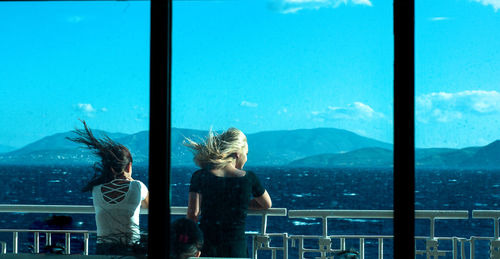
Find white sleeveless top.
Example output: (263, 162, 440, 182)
(92, 180, 148, 244)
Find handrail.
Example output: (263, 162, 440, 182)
(415, 210, 469, 239)
(0, 204, 287, 217)
(171, 206, 287, 217)
(288, 209, 469, 219)
(473, 210, 500, 239)
(472, 210, 500, 218)
(0, 204, 148, 215)
(415, 210, 469, 219)
(288, 209, 393, 218)
(288, 209, 468, 239)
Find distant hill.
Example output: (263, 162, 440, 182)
(1, 127, 499, 169)
(415, 147, 480, 168)
(463, 140, 500, 168)
(6, 131, 127, 156)
(289, 147, 393, 168)
(0, 127, 392, 166)
(289, 143, 500, 169)
(246, 128, 392, 166)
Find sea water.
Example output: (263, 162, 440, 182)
(0, 165, 499, 257)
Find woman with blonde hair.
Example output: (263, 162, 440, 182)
(185, 128, 272, 257)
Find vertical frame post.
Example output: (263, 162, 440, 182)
(149, 0, 172, 258)
(393, 0, 415, 258)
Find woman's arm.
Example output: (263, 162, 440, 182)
(249, 190, 272, 210)
(141, 192, 149, 209)
(187, 192, 202, 222)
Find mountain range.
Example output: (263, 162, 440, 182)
(0, 127, 499, 169)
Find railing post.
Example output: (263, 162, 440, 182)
(495, 218, 499, 239)
(470, 237, 475, 259)
(378, 238, 384, 259)
(452, 237, 457, 259)
(46, 232, 51, 246)
(252, 235, 257, 259)
(323, 217, 328, 237)
(0, 241, 6, 254)
(461, 239, 466, 259)
(65, 233, 70, 254)
(84, 232, 89, 255)
(34, 232, 39, 253)
(283, 233, 288, 259)
(430, 217, 435, 239)
(299, 238, 304, 259)
(359, 238, 365, 259)
(13, 232, 18, 254)
(261, 214, 268, 235)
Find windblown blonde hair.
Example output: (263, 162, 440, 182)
(184, 128, 247, 170)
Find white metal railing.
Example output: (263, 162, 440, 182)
(0, 204, 148, 215)
(471, 210, 500, 259)
(288, 209, 394, 259)
(171, 206, 288, 259)
(0, 204, 148, 255)
(0, 229, 93, 255)
(2, 205, 500, 258)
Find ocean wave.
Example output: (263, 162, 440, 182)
(341, 219, 381, 223)
(292, 221, 321, 226)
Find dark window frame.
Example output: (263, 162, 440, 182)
(393, 0, 415, 257)
(149, 0, 171, 258)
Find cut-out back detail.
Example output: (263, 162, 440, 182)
(101, 180, 130, 204)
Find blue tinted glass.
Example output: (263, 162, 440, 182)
(172, 1, 393, 258)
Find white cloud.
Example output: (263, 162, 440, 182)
(74, 103, 96, 117)
(101, 107, 108, 112)
(76, 103, 95, 113)
(67, 16, 84, 23)
(429, 17, 450, 21)
(472, 0, 500, 11)
(416, 90, 500, 123)
(240, 101, 258, 108)
(312, 102, 384, 120)
(277, 107, 288, 115)
(269, 0, 372, 14)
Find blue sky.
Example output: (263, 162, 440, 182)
(0, 0, 499, 149)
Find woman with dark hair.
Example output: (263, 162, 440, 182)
(67, 121, 149, 255)
(170, 218, 203, 259)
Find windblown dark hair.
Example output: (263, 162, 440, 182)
(170, 218, 203, 259)
(66, 120, 133, 192)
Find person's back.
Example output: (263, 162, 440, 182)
(185, 128, 272, 257)
(191, 169, 263, 244)
(93, 179, 148, 244)
(66, 120, 149, 255)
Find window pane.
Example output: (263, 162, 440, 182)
(172, 0, 393, 258)
(416, 0, 500, 256)
(0, 1, 150, 254)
